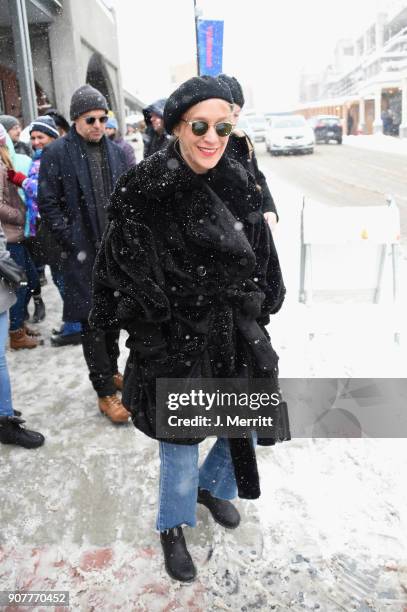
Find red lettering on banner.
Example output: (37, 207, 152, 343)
(206, 26, 213, 68)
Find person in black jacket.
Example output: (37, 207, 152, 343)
(142, 98, 170, 158)
(38, 85, 129, 424)
(218, 74, 278, 232)
(90, 76, 290, 582)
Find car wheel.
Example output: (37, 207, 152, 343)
(337, 138, 342, 145)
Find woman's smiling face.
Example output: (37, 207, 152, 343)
(174, 98, 233, 174)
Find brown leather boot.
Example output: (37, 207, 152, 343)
(113, 372, 123, 391)
(24, 324, 42, 337)
(9, 328, 40, 350)
(98, 394, 130, 423)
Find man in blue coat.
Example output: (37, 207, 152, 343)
(38, 85, 129, 423)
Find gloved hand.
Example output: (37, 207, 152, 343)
(7, 169, 27, 188)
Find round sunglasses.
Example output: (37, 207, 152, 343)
(181, 119, 233, 137)
(84, 115, 109, 125)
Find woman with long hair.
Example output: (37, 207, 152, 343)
(0, 125, 41, 349)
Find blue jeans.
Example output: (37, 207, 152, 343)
(157, 435, 257, 531)
(50, 266, 81, 336)
(0, 312, 14, 416)
(7, 243, 39, 331)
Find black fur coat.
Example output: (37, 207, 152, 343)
(90, 141, 289, 498)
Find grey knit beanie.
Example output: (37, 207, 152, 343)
(0, 114, 19, 132)
(70, 85, 108, 120)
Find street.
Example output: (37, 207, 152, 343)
(256, 142, 407, 244)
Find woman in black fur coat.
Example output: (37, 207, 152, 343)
(90, 76, 290, 582)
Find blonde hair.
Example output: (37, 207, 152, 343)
(0, 145, 14, 170)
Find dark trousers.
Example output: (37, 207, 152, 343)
(7, 243, 40, 331)
(80, 323, 120, 397)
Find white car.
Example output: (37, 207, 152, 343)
(246, 114, 268, 142)
(235, 117, 256, 143)
(265, 115, 315, 155)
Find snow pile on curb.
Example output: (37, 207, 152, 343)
(344, 135, 407, 157)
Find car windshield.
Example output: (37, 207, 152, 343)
(273, 117, 306, 128)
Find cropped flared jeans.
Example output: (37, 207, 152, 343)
(157, 434, 257, 531)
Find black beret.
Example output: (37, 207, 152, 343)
(163, 75, 233, 134)
(217, 74, 245, 108)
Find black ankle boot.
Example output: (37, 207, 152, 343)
(197, 488, 240, 529)
(32, 296, 46, 323)
(160, 526, 197, 582)
(0, 416, 45, 449)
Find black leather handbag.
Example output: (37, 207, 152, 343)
(0, 257, 28, 291)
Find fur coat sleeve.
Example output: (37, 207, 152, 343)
(90, 170, 171, 359)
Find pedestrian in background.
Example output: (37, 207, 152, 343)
(218, 74, 279, 232)
(125, 119, 144, 161)
(38, 85, 129, 422)
(0, 126, 41, 349)
(142, 99, 170, 157)
(0, 218, 45, 448)
(106, 116, 136, 168)
(10, 116, 61, 326)
(90, 76, 289, 582)
(45, 108, 70, 137)
(0, 114, 31, 157)
(17, 115, 83, 343)
(347, 112, 354, 136)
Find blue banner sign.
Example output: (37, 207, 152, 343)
(197, 20, 224, 76)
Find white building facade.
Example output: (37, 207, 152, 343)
(299, 2, 407, 137)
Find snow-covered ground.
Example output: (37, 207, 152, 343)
(1, 175, 407, 610)
(344, 134, 407, 157)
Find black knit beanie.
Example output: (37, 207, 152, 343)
(163, 75, 233, 134)
(29, 115, 59, 139)
(217, 74, 245, 108)
(46, 108, 70, 133)
(70, 85, 108, 120)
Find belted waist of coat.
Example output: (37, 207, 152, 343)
(212, 284, 278, 373)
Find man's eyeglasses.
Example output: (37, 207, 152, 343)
(84, 115, 109, 125)
(181, 119, 233, 137)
